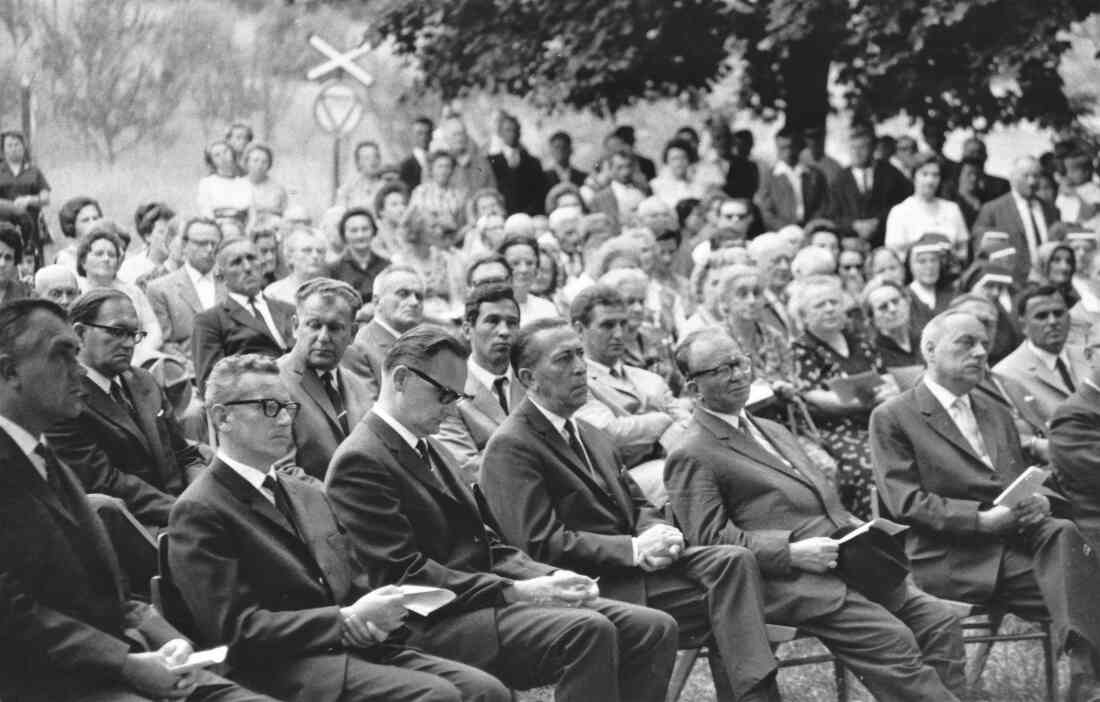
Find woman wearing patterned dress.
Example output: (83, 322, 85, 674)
(791, 274, 899, 518)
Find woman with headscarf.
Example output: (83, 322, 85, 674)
(1033, 240, 1079, 307)
(958, 262, 1022, 365)
(904, 232, 954, 333)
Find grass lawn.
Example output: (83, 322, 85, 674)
(517, 615, 1063, 701)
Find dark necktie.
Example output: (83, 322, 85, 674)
(1055, 357, 1077, 394)
(247, 296, 263, 319)
(262, 474, 300, 535)
(109, 379, 137, 419)
(1024, 198, 1043, 252)
(492, 376, 509, 414)
(320, 371, 350, 434)
(35, 443, 77, 513)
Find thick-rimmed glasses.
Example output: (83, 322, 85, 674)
(222, 399, 301, 418)
(82, 322, 148, 343)
(404, 366, 473, 404)
(689, 355, 753, 380)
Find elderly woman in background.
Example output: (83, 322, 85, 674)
(54, 196, 103, 270)
(390, 207, 462, 321)
(682, 247, 748, 335)
(863, 277, 922, 368)
(76, 220, 163, 363)
(197, 140, 252, 224)
(242, 142, 287, 222)
(545, 182, 585, 215)
(1033, 240, 1078, 306)
(624, 226, 685, 338)
(408, 150, 467, 230)
(792, 274, 898, 519)
(884, 154, 969, 260)
(462, 189, 508, 261)
(864, 246, 905, 286)
(718, 263, 795, 400)
(0, 131, 50, 266)
(0, 222, 31, 302)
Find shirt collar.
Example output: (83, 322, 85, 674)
(467, 357, 510, 391)
(528, 396, 571, 436)
(1085, 378, 1100, 394)
(586, 357, 626, 378)
(227, 290, 263, 308)
(773, 161, 803, 178)
(0, 413, 44, 465)
(698, 405, 743, 430)
(923, 375, 968, 412)
(184, 262, 213, 284)
(374, 317, 401, 340)
(81, 364, 113, 395)
(1026, 340, 1063, 371)
(372, 405, 420, 450)
(217, 450, 275, 493)
(1011, 189, 1034, 207)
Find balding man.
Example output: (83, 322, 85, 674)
(870, 310, 1100, 699)
(263, 226, 329, 305)
(34, 264, 81, 309)
(973, 156, 1060, 282)
(343, 265, 425, 386)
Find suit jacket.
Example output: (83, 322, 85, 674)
(832, 161, 912, 247)
(325, 411, 553, 657)
(147, 266, 226, 359)
(0, 429, 181, 701)
(398, 155, 422, 190)
(169, 458, 362, 702)
(1050, 382, 1100, 548)
(992, 342, 1088, 430)
(545, 166, 587, 189)
(192, 295, 295, 394)
(278, 354, 375, 480)
(46, 366, 203, 526)
(869, 382, 1064, 601)
(434, 360, 527, 483)
(665, 409, 860, 623)
(972, 192, 1061, 282)
(488, 148, 548, 215)
(341, 318, 397, 388)
(329, 250, 390, 304)
(574, 361, 688, 468)
(756, 164, 831, 231)
(480, 398, 669, 604)
(976, 173, 1011, 203)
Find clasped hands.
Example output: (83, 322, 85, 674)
(504, 570, 600, 607)
(120, 638, 198, 700)
(633, 524, 685, 572)
(979, 494, 1051, 535)
(340, 585, 409, 648)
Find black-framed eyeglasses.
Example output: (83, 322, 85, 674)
(81, 322, 148, 343)
(404, 365, 473, 404)
(689, 355, 753, 380)
(222, 398, 301, 418)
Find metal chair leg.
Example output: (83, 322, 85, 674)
(834, 660, 848, 702)
(666, 648, 701, 702)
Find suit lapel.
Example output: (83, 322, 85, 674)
(694, 408, 816, 489)
(0, 433, 80, 528)
(297, 364, 343, 433)
(174, 270, 202, 314)
(465, 372, 506, 425)
(83, 377, 153, 458)
(367, 413, 460, 505)
(225, 298, 271, 338)
(211, 460, 299, 540)
(915, 384, 995, 471)
(426, 437, 483, 516)
(280, 476, 350, 600)
(576, 419, 635, 524)
(1020, 347, 1071, 397)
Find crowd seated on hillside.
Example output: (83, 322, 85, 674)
(8, 111, 1100, 702)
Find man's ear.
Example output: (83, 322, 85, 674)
(515, 366, 534, 390)
(290, 314, 298, 329)
(391, 366, 408, 392)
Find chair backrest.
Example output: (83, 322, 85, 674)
(152, 532, 198, 640)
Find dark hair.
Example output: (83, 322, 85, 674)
(958, 154, 985, 172)
(0, 298, 67, 360)
(250, 227, 277, 244)
(548, 131, 572, 147)
(354, 140, 380, 159)
(466, 253, 513, 287)
(675, 126, 700, 144)
(427, 150, 456, 168)
(775, 127, 804, 150)
(413, 116, 434, 130)
(242, 142, 274, 169)
(133, 202, 175, 239)
(338, 207, 376, 242)
(569, 284, 624, 326)
(70, 288, 132, 325)
(383, 323, 469, 373)
(732, 129, 754, 147)
(0, 222, 23, 262)
(75, 223, 125, 278)
(225, 122, 254, 144)
(655, 227, 682, 248)
(675, 198, 701, 228)
(496, 233, 541, 267)
(463, 282, 519, 327)
(662, 138, 698, 165)
(203, 140, 234, 173)
(374, 181, 410, 217)
(911, 152, 942, 176)
(0, 131, 30, 163)
(510, 317, 569, 376)
(611, 125, 636, 146)
(1015, 284, 1069, 318)
(58, 196, 101, 239)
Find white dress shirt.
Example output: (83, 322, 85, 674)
(468, 359, 512, 399)
(772, 162, 805, 221)
(923, 377, 992, 466)
(0, 413, 47, 481)
(217, 450, 278, 506)
(227, 291, 287, 349)
(1010, 190, 1048, 264)
(185, 263, 218, 310)
(698, 407, 790, 467)
(852, 166, 874, 195)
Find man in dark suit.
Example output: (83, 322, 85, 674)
(49, 290, 204, 527)
(488, 113, 548, 215)
(972, 156, 1061, 283)
(921, 118, 960, 197)
(870, 309, 1100, 699)
(398, 116, 433, 190)
(665, 329, 966, 701)
(169, 353, 510, 702)
(480, 318, 781, 702)
(342, 265, 424, 385)
(279, 278, 375, 480)
(147, 217, 226, 360)
(544, 130, 587, 188)
(0, 298, 274, 702)
(832, 127, 913, 248)
(327, 324, 678, 702)
(435, 283, 526, 482)
(756, 128, 831, 230)
(1050, 330, 1100, 550)
(960, 137, 1011, 202)
(192, 238, 294, 395)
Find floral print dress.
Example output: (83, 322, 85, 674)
(793, 330, 885, 520)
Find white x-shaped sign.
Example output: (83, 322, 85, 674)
(306, 34, 374, 88)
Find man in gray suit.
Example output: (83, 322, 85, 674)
(278, 278, 376, 480)
(972, 157, 1060, 283)
(147, 217, 226, 360)
(435, 282, 526, 482)
(571, 284, 689, 505)
(993, 285, 1088, 463)
(756, 128, 831, 230)
(342, 266, 424, 387)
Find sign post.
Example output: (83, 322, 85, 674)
(306, 34, 374, 203)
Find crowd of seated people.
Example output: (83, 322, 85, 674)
(9, 111, 1100, 702)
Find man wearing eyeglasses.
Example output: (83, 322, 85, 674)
(993, 285, 1087, 463)
(327, 324, 679, 702)
(665, 328, 968, 701)
(480, 318, 782, 702)
(47, 289, 205, 584)
(343, 265, 425, 387)
(169, 353, 511, 702)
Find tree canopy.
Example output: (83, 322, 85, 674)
(369, 0, 1099, 131)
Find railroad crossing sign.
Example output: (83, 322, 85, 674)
(306, 34, 374, 88)
(312, 81, 364, 136)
